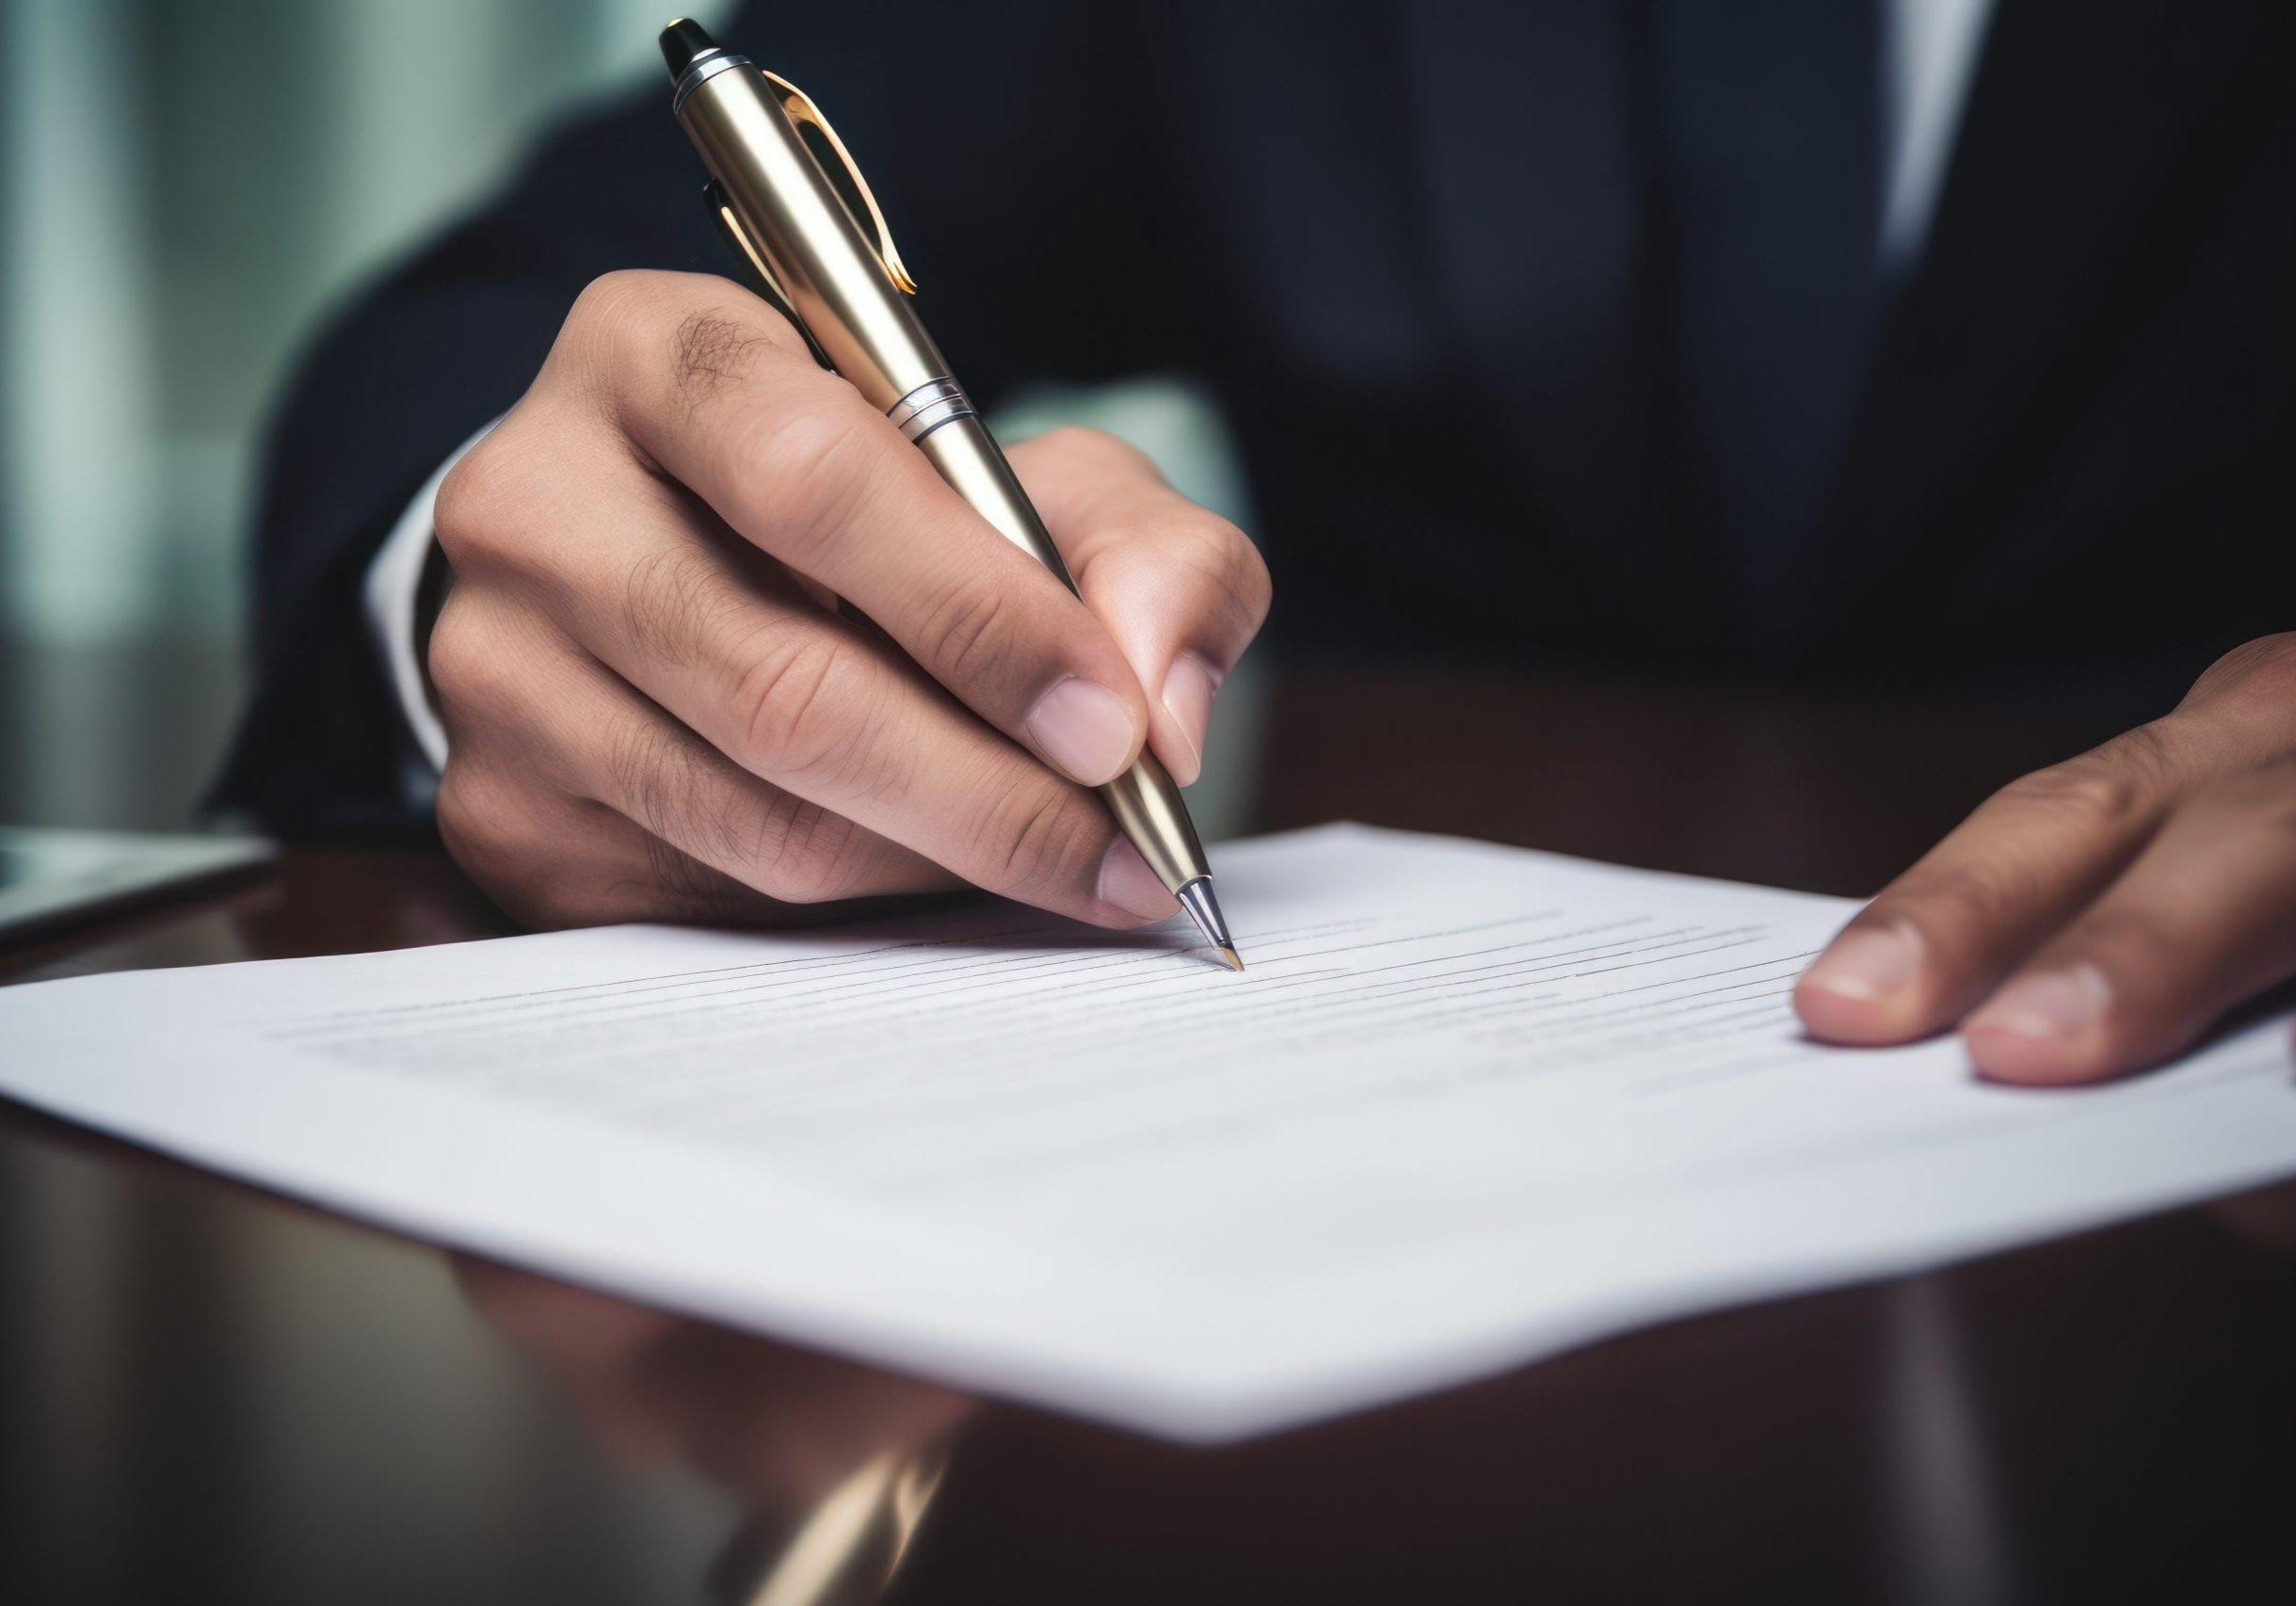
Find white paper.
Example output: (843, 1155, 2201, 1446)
(3, 824, 2292, 1440)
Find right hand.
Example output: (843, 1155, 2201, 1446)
(427, 271, 1270, 930)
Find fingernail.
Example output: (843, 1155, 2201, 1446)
(1969, 964, 2111, 1042)
(1801, 923, 1924, 1003)
(1098, 840, 1176, 923)
(1159, 652, 1221, 786)
(1025, 677, 1138, 786)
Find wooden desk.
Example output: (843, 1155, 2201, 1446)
(5, 671, 2291, 1604)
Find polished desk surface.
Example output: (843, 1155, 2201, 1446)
(5, 670, 2293, 1605)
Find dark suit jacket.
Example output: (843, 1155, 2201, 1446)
(214, 0, 2295, 835)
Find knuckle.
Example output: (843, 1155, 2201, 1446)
(435, 763, 535, 889)
(425, 597, 511, 721)
(671, 304, 776, 405)
(1995, 755, 2151, 827)
(424, 601, 474, 704)
(977, 779, 1095, 902)
(731, 627, 862, 779)
(1212, 518, 1274, 623)
(562, 270, 668, 373)
(2092, 719, 2187, 793)
(1166, 511, 1260, 586)
(1890, 861, 2028, 928)
(751, 374, 872, 473)
(1080, 508, 1272, 639)
(2064, 905, 2183, 975)
(634, 830, 757, 925)
(2184, 632, 2296, 707)
(604, 713, 723, 859)
(565, 270, 802, 411)
(621, 543, 741, 672)
(432, 432, 527, 572)
(755, 797, 872, 904)
(432, 765, 486, 857)
(569, 267, 659, 319)
(919, 580, 1018, 691)
(719, 382, 874, 553)
(438, 757, 628, 931)
(2196, 753, 2296, 837)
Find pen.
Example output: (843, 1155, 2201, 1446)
(657, 18, 1243, 970)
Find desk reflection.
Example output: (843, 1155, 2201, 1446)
(8, 672, 2296, 1604)
(456, 1260, 971, 1606)
(448, 1178, 2296, 1605)
(446, 1254, 1929, 1602)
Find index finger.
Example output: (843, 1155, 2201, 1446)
(588, 272, 1156, 788)
(1793, 727, 2183, 1044)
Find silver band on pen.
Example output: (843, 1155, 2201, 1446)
(887, 377, 976, 443)
(671, 50, 751, 111)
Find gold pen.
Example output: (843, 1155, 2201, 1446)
(658, 18, 1242, 970)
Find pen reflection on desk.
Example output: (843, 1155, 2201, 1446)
(658, 16, 1244, 972)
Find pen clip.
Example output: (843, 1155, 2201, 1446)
(702, 180, 833, 370)
(704, 179, 792, 306)
(762, 69, 920, 296)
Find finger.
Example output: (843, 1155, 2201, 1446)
(431, 703, 687, 929)
(1963, 767, 2296, 1084)
(430, 585, 943, 922)
(445, 598, 960, 910)
(437, 735, 795, 930)
(1010, 428, 1272, 785)
(584, 572, 1176, 928)
(570, 272, 1154, 786)
(1794, 726, 2185, 1044)
(538, 647, 959, 912)
(433, 557, 1177, 930)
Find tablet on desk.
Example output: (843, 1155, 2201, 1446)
(0, 827, 276, 942)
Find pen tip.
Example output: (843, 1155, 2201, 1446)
(1175, 876, 1240, 970)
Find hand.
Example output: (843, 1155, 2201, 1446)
(426, 271, 1269, 929)
(1795, 634, 2296, 1084)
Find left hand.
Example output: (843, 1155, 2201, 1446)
(1794, 634, 2296, 1084)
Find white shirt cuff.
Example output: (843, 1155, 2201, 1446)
(361, 420, 499, 784)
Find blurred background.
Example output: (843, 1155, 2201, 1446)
(0, 0, 739, 828)
(0, 15, 766, 1593)
(0, 0, 1256, 837)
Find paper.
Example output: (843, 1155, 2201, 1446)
(4, 824, 2292, 1440)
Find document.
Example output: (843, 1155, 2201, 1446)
(4, 825, 2293, 1440)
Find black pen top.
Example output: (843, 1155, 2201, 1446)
(659, 16, 719, 78)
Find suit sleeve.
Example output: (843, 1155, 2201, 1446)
(208, 2, 1186, 838)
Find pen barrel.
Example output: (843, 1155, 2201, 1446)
(915, 416, 1212, 893)
(674, 63, 1213, 896)
(676, 67, 945, 409)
